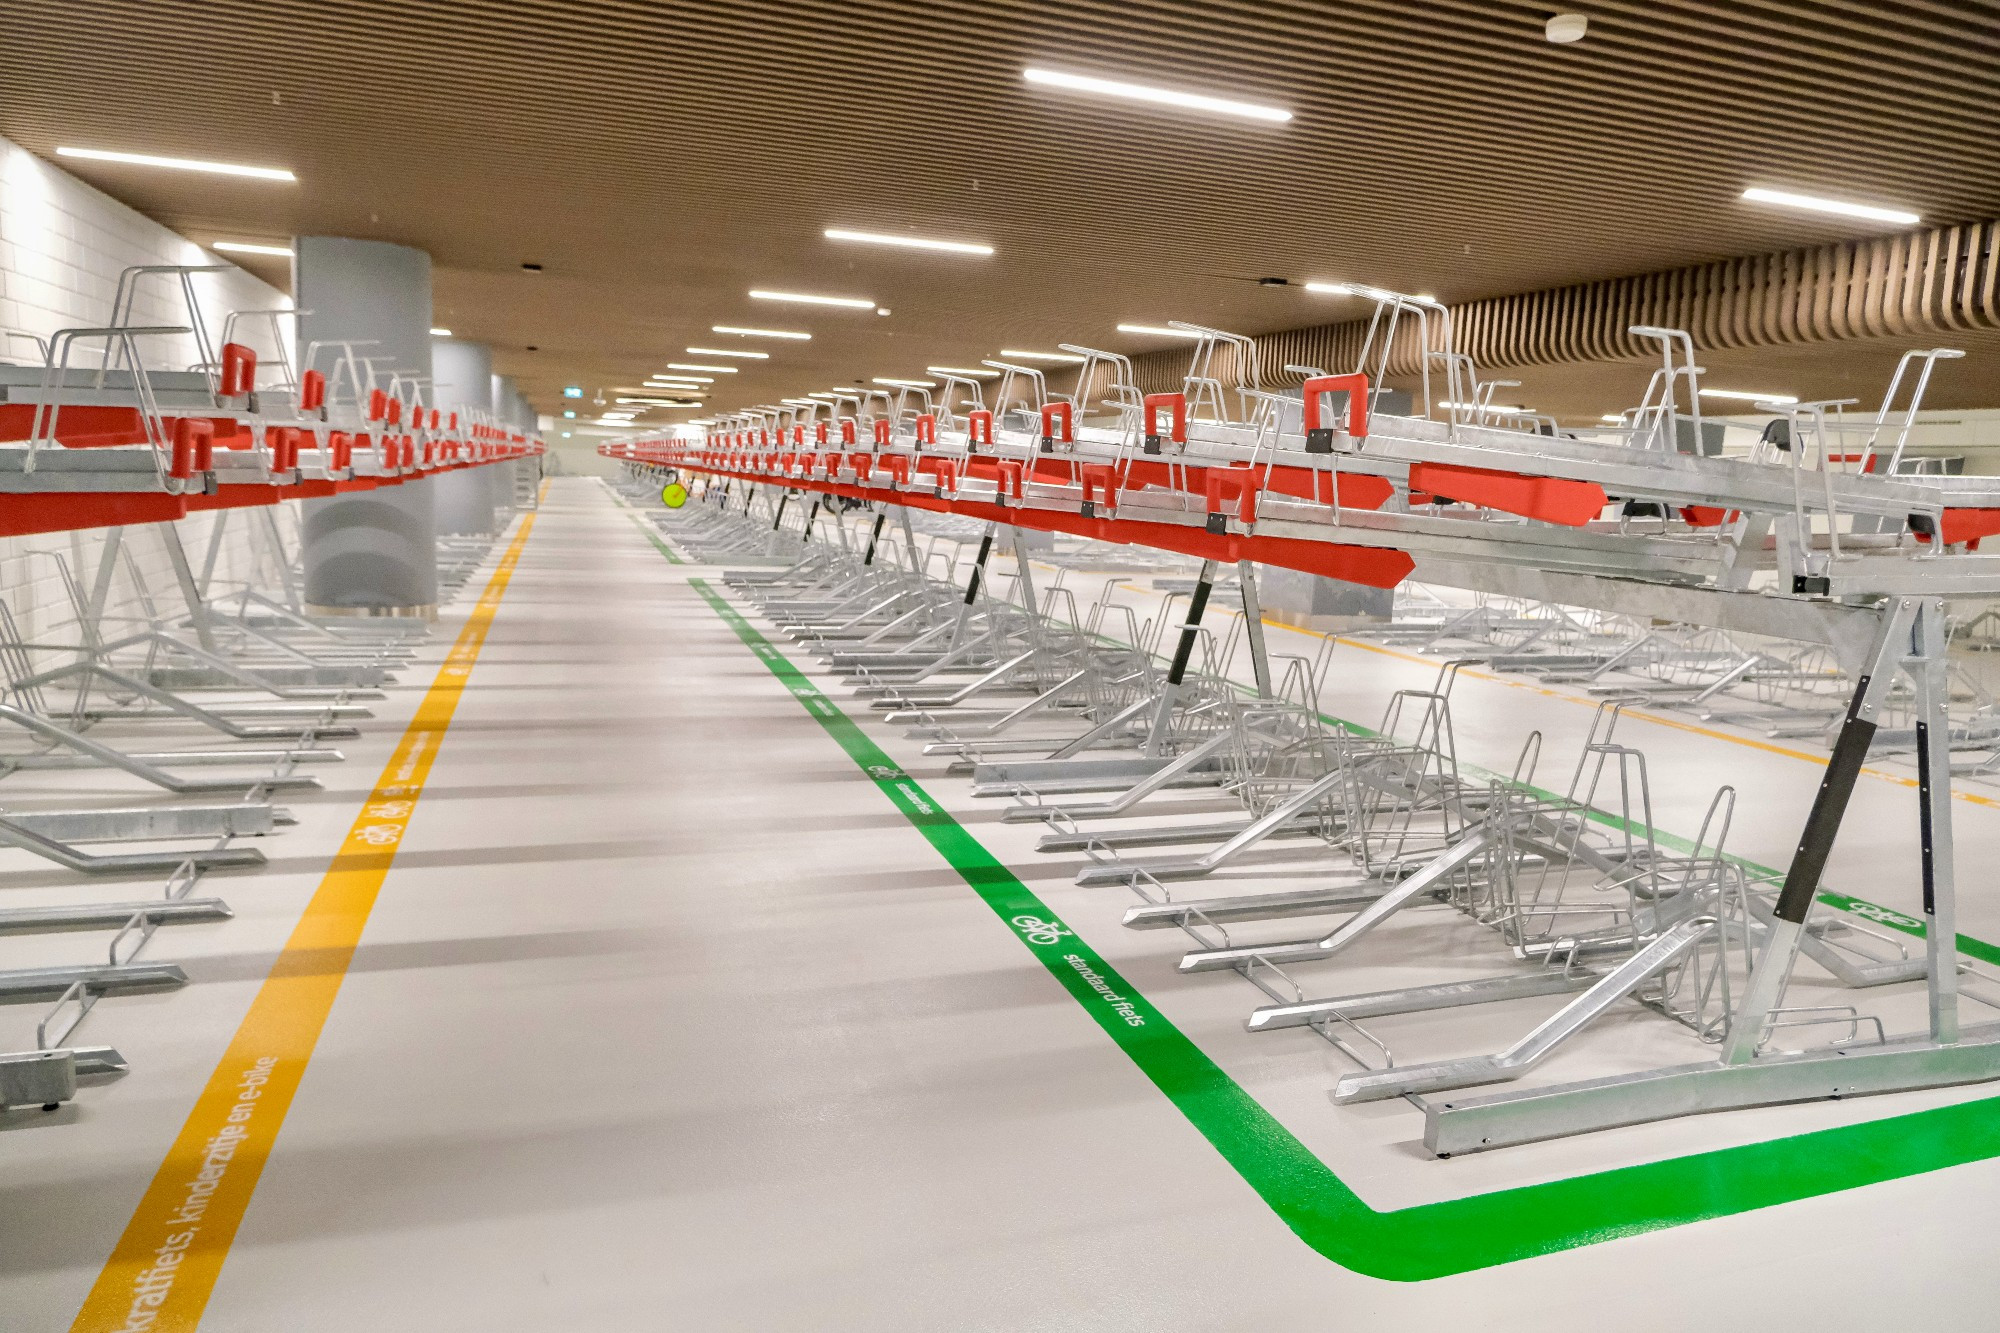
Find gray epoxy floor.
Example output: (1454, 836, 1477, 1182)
(7, 477, 2000, 1330)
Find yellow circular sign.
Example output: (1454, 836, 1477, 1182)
(661, 481, 689, 508)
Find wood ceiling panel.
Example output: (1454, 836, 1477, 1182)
(2, 0, 1994, 423)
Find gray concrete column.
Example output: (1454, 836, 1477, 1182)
(494, 373, 541, 496)
(432, 339, 498, 535)
(295, 236, 438, 616)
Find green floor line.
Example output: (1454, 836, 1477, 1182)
(618, 502, 686, 563)
(667, 559, 2000, 1282)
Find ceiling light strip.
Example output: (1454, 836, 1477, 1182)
(1022, 67, 1291, 123)
(1741, 187, 1919, 226)
(824, 228, 993, 256)
(56, 146, 297, 181)
(1117, 323, 1203, 338)
(748, 289, 875, 309)
(999, 349, 1086, 363)
(712, 325, 811, 340)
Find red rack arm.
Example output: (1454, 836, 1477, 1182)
(1302, 373, 1370, 451)
(1039, 401, 1073, 451)
(218, 342, 257, 399)
(1142, 393, 1186, 453)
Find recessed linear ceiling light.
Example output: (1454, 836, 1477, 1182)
(999, 349, 1085, 363)
(1305, 281, 1446, 309)
(1742, 187, 1919, 226)
(650, 375, 715, 384)
(712, 325, 811, 340)
(686, 346, 769, 359)
(807, 392, 842, 399)
(212, 240, 293, 257)
(1022, 67, 1291, 123)
(1600, 414, 1627, 423)
(1441, 400, 1530, 414)
(874, 377, 937, 388)
(749, 289, 876, 309)
(1700, 387, 1799, 404)
(824, 228, 994, 257)
(1117, 323, 1203, 338)
(56, 146, 298, 181)
(927, 365, 1000, 379)
(429, 327, 452, 337)
(667, 362, 737, 373)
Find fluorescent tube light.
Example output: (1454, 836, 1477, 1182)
(1022, 67, 1290, 123)
(873, 378, 936, 388)
(57, 147, 297, 181)
(825, 228, 993, 256)
(667, 362, 737, 373)
(749, 289, 875, 309)
(1699, 387, 1798, 404)
(686, 347, 769, 359)
(213, 240, 294, 257)
(999, 349, 1085, 363)
(927, 366, 1000, 378)
(712, 325, 811, 340)
(1117, 323, 1202, 338)
(1305, 281, 1426, 304)
(1741, 187, 1918, 226)
(429, 327, 453, 337)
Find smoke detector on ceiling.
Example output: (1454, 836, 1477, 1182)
(1545, 13, 1588, 43)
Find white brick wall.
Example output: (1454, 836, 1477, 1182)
(0, 134, 291, 371)
(0, 134, 304, 667)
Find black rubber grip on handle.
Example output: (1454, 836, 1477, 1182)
(1167, 576, 1214, 686)
(1774, 676, 1876, 925)
(963, 534, 994, 605)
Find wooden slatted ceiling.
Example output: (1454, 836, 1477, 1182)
(2, 0, 1997, 422)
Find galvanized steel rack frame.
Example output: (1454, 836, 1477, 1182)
(616, 306, 2000, 1152)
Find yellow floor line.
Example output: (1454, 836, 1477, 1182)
(69, 511, 539, 1333)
